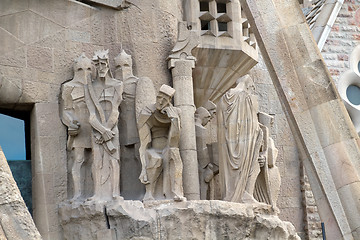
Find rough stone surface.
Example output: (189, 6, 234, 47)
(0, 0, 337, 239)
(0, 1, 182, 238)
(249, 53, 305, 237)
(241, 0, 360, 239)
(0, 146, 42, 240)
(60, 200, 300, 240)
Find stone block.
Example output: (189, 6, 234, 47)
(90, 15, 105, 45)
(278, 207, 304, 232)
(0, 10, 63, 44)
(29, 0, 94, 28)
(34, 29, 66, 50)
(323, 140, 360, 190)
(277, 196, 302, 209)
(0, 76, 22, 104)
(314, 196, 349, 240)
(309, 99, 358, 148)
(66, 29, 91, 43)
(337, 182, 360, 231)
(32, 173, 55, 205)
(273, 115, 294, 147)
(274, 0, 306, 27)
(27, 46, 53, 71)
(32, 103, 67, 137)
(0, 0, 27, 17)
(293, 110, 323, 155)
(0, 47, 26, 68)
(0, 27, 24, 55)
(21, 80, 51, 103)
(32, 136, 62, 175)
(280, 176, 301, 198)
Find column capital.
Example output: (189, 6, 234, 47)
(168, 21, 199, 69)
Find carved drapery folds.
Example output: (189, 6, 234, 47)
(60, 50, 123, 202)
(60, 52, 280, 207)
(137, 84, 185, 201)
(217, 75, 280, 207)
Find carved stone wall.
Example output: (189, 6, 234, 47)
(0, 1, 182, 239)
(0, 0, 333, 239)
(248, 54, 305, 238)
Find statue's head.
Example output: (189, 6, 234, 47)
(195, 107, 211, 126)
(73, 53, 92, 72)
(115, 49, 132, 68)
(93, 50, 110, 78)
(203, 100, 216, 120)
(156, 84, 175, 111)
(114, 49, 133, 78)
(236, 74, 255, 93)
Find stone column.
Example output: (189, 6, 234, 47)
(168, 22, 200, 200)
(0, 146, 42, 239)
(240, 0, 360, 239)
(31, 103, 68, 239)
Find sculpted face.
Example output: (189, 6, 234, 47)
(94, 59, 109, 78)
(245, 79, 255, 94)
(207, 108, 216, 120)
(156, 92, 171, 111)
(202, 114, 211, 126)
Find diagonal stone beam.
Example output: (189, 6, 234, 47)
(240, 0, 360, 239)
(0, 146, 42, 239)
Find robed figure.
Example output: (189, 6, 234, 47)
(217, 75, 263, 203)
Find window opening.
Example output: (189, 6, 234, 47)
(217, 3, 226, 13)
(347, 85, 360, 105)
(218, 22, 228, 31)
(0, 111, 32, 215)
(200, 1, 210, 11)
(201, 20, 211, 30)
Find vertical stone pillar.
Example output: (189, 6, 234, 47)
(168, 22, 200, 200)
(31, 103, 67, 239)
(240, 0, 360, 239)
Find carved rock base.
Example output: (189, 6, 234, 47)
(59, 200, 300, 240)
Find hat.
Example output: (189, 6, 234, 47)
(159, 84, 175, 98)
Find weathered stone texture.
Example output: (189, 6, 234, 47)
(0, 146, 42, 240)
(60, 200, 300, 240)
(249, 54, 305, 237)
(0, 1, 182, 239)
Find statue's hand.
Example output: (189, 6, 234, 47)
(68, 120, 80, 136)
(258, 155, 266, 168)
(95, 136, 104, 144)
(139, 169, 149, 184)
(161, 105, 179, 119)
(102, 129, 115, 141)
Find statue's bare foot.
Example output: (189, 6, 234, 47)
(142, 195, 155, 201)
(173, 195, 186, 202)
(241, 191, 260, 204)
(86, 195, 101, 202)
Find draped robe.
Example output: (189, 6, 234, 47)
(217, 88, 262, 202)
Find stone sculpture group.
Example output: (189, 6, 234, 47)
(60, 50, 280, 206)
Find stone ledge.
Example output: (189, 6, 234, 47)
(59, 200, 300, 240)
